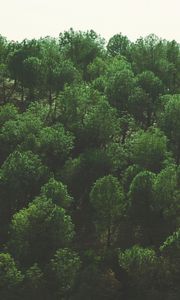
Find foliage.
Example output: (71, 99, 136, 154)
(130, 128, 169, 172)
(90, 175, 125, 247)
(0, 30, 179, 299)
(8, 196, 74, 267)
(48, 248, 81, 297)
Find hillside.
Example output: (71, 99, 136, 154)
(0, 30, 180, 299)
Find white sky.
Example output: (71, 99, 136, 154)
(0, 0, 180, 42)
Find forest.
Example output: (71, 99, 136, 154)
(0, 29, 179, 299)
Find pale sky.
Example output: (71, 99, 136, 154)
(0, 0, 180, 42)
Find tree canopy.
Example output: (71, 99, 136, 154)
(0, 29, 179, 300)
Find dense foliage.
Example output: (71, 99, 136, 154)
(0, 30, 179, 299)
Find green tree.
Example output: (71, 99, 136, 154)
(128, 171, 156, 244)
(160, 229, 180, 260)
(40, 177, 73, 208)
(0, 150, 48, 242)
(59, 28, 105, 79)
(9, 196, 74, 267)
(136, 70, 163, 126)
(38, 123, 74, 171)
(87, 56, 107, 81)
(54, 83, 103, 150)
(160, 229, 180, 298)
(123, 164, 142, 192)
(154, 165, 179, 222)
(130, 34, 166, 74)
(107, 33, 131, 58)
(8, 39, 40, 101)
(118, 245, 163, 300)
(0, 252, 24, 299)
(62, 149, 113, 203)
(22, 263, 45, 300)
(166, 40, 180, 93)
(0, 111, 43, 161)
(90, 175, 125, 247)
(0, 36, 13, 103)
(106, 57, 135, 111)
(0, 103, 19, 128)
(159, 94, 180, 163)
(83, 100, 119, 148)
(130, 128, 169, 172)
(22, 56, 42, 100)
(0, 150, 48, 209)
(48, 248, 81, 298)
(128, 87, 153, 126)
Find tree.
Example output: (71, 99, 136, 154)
(106, 57, 135, 111)
(128, 87, 154, 126)
(0, 103, 19, 127)
(42, 53, 79, 105)
(128, 171, 156, 244)
(123, 164, 142, 192)
(160, 229, 180, 298)
(0, 111, 43, 161)
(8, 39, 40, 101)
(54, 83, 103, 149)
(166, 40, 180, 93)
(160, 229, 180, 261)
(0, 63, 10, 103)
(159, 94, 180, 163)
(130, 34, 166, 74)
(118, 245, 162, 300)
(130, 128, 169, 173)
(62, 149, 113, 203)
(0, 150, 48, 209)
(90, 175, 125, 247)
(0, 36, 13, 103)
(0, 35, 8, 65)
(83, 100, 119, 148)
(59, 28, 105, 79)
(107, 33, 131, 58)
(48, 248, 81, 298)
(87, 56, 107, 81)
(0, 150, 48, 243)
(38, 123, 74, 171)
(0, 253, 24, 299)
(38, 37, 62, 104)
(22, 56, 42, 100)
(154, 165, 179, 222)
(61, 150, 115, 247)
(136, 70, 163, 126)
(25, 100, 49, 121)
(22, 263, 45, 300)
(118, 113, 137, 143)
(105, 142, 129, 174)
(8, 196, 74, 267)
(40, 177, 73, 209)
